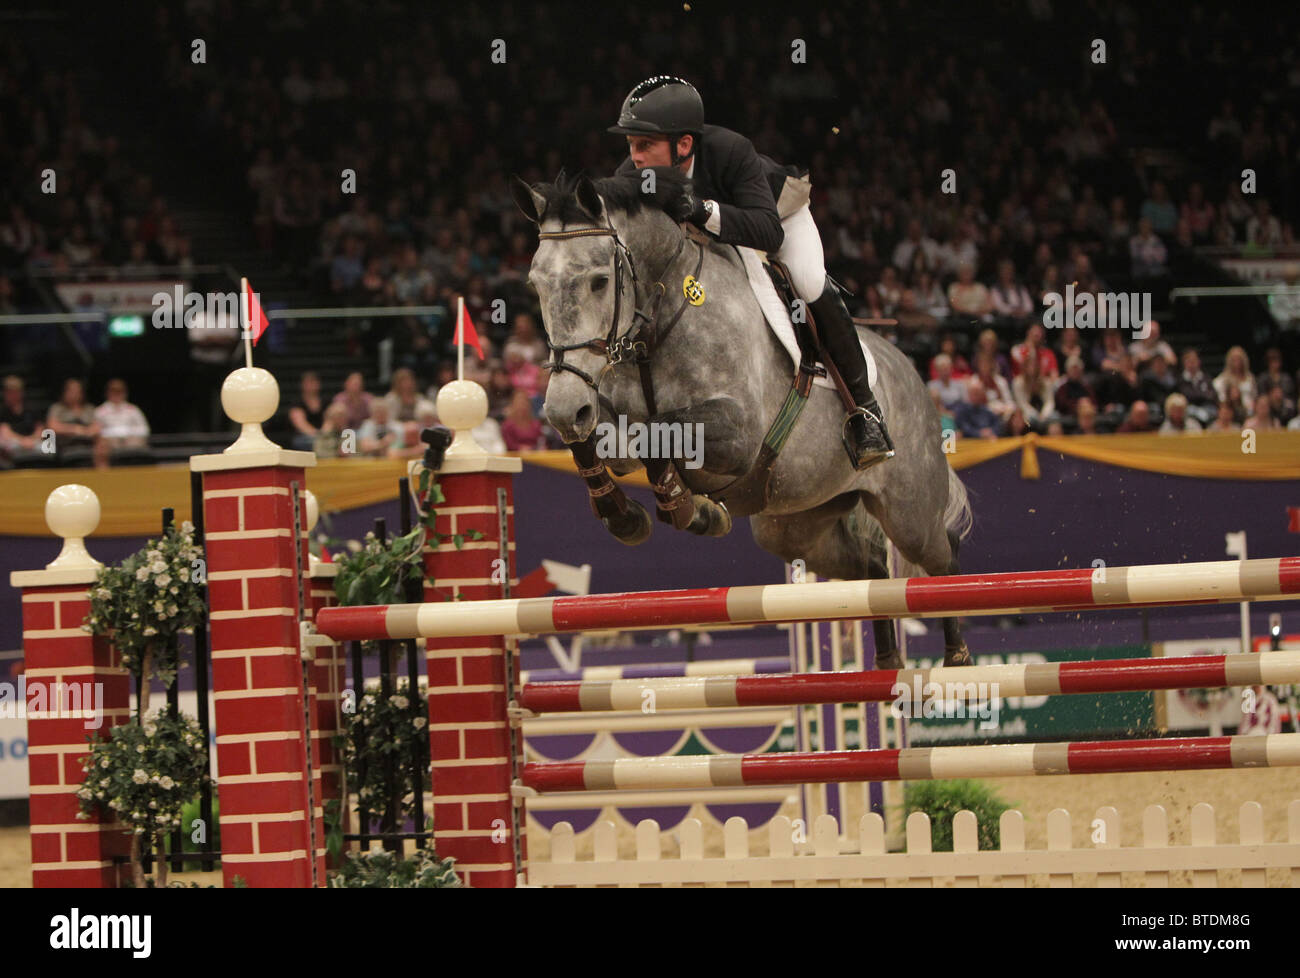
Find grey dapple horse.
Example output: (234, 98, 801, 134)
(511, 169, 973, 668)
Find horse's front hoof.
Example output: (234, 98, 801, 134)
(943, 643, 972, 667)
(604, 499, 652, 546)
(686, 498, 732, 537)
(875, 650, 905, 670)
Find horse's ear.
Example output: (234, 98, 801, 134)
(574, 174, 605, 222)
(511, 176, 547, 224)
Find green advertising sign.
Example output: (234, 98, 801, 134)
(890, 645, 1159, 745)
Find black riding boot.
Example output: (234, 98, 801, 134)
(809, 278, 896, 471)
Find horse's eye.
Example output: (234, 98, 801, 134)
(591, 275, 609, 292)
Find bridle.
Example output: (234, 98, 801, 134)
(535, 218, 701, 410)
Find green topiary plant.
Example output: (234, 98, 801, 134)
(82, 522, 207, 691)
(77, 712, 211, 888)
(343, 679, 430, 828)
(327, 846, 463, 888)
(77, 521, 211, 888)
(901, 779, 1016, 852)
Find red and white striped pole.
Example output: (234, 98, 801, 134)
(316, 556, 1300, 642)
(521, 733, 1300, 793)
(517, 650, 1300, 714)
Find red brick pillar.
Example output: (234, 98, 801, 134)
(11, 485, 131, 887)
(421, 382, 524, 888)
(191, 366, 324, 887)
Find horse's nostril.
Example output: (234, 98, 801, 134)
(575, 404, 594, 429)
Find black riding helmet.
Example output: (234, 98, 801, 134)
(608, 76, 704, 166)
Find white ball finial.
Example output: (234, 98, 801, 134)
(436, 380, 490, 457)
(221, 367, 280, 453)
(44, 484, 103, 571)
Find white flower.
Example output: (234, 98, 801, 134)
(148, 800, 158, 809)
(77, 787, 92, 799)
(413, 717, 427, 730)
(181, 520, 194, 534)
(100, 758, 109, 769)
(160, 776, 174, 790)
(136, 567, 149, 582)
(99, 778, 110, 788)
(143, 627, 157, 636)
(390, 695, 409, 710)
(167, 604, 177, 617)
(170, 586, 178, 595)
(96, 791, 105, 800)
(96, 587, 112, 600)
(132, 770, 148, 784)
(150, 560, 166, 574)
(156, 573, 171, 588)
(135, 744, 146, 753)
(134, 827, 145, 835)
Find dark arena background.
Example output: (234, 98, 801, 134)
(2, 0, 1300, 932)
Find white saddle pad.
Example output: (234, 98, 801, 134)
(737, 246, 877, 390)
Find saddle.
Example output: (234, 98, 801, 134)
(760, 257, 858, 416)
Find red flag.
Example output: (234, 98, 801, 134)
(454, 300, 485, 360)
(242, 278, 270, 346)
(1288, 507, 1300, 534)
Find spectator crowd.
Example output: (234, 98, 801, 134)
(2, 2, 1299, 468)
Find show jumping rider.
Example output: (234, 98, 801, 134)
(610, 75, 895, 470)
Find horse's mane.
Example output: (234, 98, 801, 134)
(534, 166, 691, 223)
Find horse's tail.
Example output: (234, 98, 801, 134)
(943, 466, 973, 543)
(890, 465, 973, 579)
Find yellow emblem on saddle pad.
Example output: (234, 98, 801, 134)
(683, 275, 705, 306)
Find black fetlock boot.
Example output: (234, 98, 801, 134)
(809, 277, 895, 471)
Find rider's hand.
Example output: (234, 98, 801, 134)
(670, 188, 709, 227)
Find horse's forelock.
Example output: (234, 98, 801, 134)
(534, 167, 689, 225)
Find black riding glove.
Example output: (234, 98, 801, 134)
(670, 188, 710, 228)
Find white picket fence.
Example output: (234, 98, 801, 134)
(524, 801, 1300, 887)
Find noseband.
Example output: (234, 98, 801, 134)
(535, 220, 697, 398)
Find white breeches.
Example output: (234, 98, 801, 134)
(771, 204, 827, 301)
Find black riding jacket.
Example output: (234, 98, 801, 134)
(616, 124, 792, 253)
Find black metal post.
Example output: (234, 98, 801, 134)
(190, 470, 217, 871)
(399, 478, 427, 847)
(351, 640, 370, 851)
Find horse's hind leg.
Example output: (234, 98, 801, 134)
(757, 497, 901, 670)
(866, 499, 972, 668)
(866, 537, 904, 670)
(939, 527, 972, 665)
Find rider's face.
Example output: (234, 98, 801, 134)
(626, 134, 692, 171)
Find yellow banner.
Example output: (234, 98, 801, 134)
(1, 431, 1296, 537)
